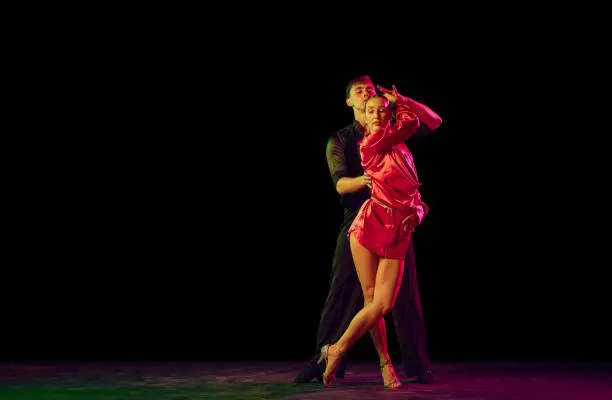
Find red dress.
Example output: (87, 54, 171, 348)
(348, 106, 429, 259)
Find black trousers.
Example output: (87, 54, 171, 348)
(315, 208, 432, 377)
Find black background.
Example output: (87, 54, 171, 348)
(5, 27, 609, 364)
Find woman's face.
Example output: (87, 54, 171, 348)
(364, 96, 391, 135)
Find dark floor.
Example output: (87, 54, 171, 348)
(1, 361, 611, 399)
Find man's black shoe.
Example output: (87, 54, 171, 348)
(293, 357, 323, 383)
(415, 370, 435, 384)
(294, 355, 348, 383)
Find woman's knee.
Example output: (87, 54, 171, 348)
(362, 288, 375, 304)
(372, 299, 393, 316)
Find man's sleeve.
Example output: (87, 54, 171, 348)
(325, 135, 347, 188)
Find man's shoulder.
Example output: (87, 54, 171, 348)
(329, 123, 357, 141)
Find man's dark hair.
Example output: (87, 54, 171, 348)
(345, 75, 374, 98)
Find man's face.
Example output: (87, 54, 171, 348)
(347, 81, 375, 112)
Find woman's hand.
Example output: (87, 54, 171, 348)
(377, 84, 407, 105)
(402, 212, 419, 233)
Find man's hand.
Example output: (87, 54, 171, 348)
(355, 174, 372, 189)
(336, 174, 371, 195)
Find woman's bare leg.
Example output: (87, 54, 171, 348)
(350, 244, 392, 370)
(322, 235, 404, 386)
(365, 272, 402, 388)
(321, 235, 378, 386)
(374, 258, 404, 388)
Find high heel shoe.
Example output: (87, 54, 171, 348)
(380, 359, 402, 389)
(318, 344, 343, 388)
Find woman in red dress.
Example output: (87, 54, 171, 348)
(320, 92, 432, 389)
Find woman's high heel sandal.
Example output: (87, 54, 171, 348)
(318, 344, 343, 388)
(380, 359, 402, 389)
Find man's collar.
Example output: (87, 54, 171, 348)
(352, 120, 365, 139)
